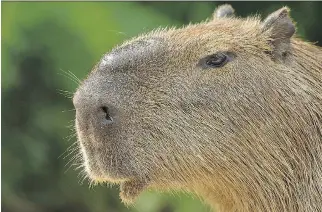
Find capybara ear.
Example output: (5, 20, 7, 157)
(261, 7, 295, 38)
(213, 4, 235, 19)
(261, 7, 296, 59)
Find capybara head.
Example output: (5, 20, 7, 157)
(73, 5, 322, 211)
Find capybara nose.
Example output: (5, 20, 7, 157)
(73, 91, 114, 126)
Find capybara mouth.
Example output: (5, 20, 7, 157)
(89, 174, 129, 184)
(119, 179, 149, 204)
(78, 137, 137, 184)
(92, 176, 149, 204)
(88, 173, 149, 204)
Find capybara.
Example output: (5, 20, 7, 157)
(73, 5, 322, 211)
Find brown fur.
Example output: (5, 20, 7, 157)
(73, 5, 322, 211)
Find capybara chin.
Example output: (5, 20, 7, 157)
(73, 4, 322, 211)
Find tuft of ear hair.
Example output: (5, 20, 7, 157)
(213, 4, 235, 19)
(261, 7, 296, 60)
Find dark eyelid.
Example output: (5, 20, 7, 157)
(197, 51, 236, 69)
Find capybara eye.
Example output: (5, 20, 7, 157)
(206, 53, 228, 67)
(198, 52, 234, 69)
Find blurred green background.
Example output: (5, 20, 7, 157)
(2, 2, 322, 212)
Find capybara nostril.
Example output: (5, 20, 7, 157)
(101, 106, 113, 122)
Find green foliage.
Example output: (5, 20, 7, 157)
(2, 2, 321, 212)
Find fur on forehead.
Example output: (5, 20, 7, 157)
(119, 16, 265, 53)
(116, 6, 299, 56)
(119, 4, 296, 50)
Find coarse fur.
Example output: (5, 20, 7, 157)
(72, 5, 322, 212)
